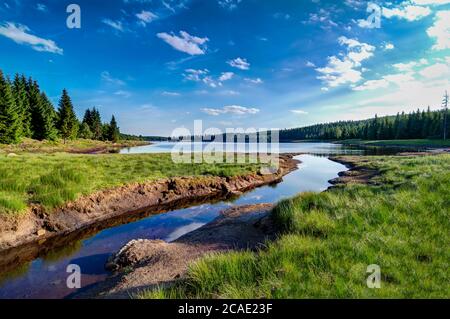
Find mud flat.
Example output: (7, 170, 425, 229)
(0, 154, 299, 273)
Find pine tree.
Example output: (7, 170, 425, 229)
(0, 71, 21, 144)
(90, 108, 103, 140)
(12, 74, 32, 138)
(57, 89, 79, 143)
(28, 79, 45, 140)
(82, 109, 92, 127)
(79, 122, 93, 139)
(39, 93, 58, 140)
(108, 115, 120, 142)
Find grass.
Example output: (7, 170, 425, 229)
(0, 152, 262, 215)
(138, 154, 450, 299)
(338, 139, 450, 148)
(0, 138, 148, 154)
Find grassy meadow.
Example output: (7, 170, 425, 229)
(139, 154, 450, 298)
(338, 139, 450, 148)
(0, 138, 147, 154)
(0, 152, 262, 215)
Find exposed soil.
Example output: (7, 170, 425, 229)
(327, 156, 380, 187)
(0, 154, 299, 272)
(73, 203, 275, 299)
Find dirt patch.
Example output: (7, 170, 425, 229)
(0, 155, 298, 269)
(328, 156, 380, 187)
(74, 203, 275, 299)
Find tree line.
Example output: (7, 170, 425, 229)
(0, 70, 120, 145)
(279, 107, 450, 141)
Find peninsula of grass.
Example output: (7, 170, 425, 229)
(139, 154, 450, 298)
(0, 152, 262, 215)
(338, 139, 450, 148)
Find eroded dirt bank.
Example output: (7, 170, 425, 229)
(327, 156, 380, 186)
(74, 203, 276, 299)
(0, 154, 298, 270)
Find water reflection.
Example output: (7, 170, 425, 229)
(120, 142, 411, 156)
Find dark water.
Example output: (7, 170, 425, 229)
(0, 144, 405, 299)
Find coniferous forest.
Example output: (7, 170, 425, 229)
(0, 70, 120, 145)
(280, 103, 449, 141)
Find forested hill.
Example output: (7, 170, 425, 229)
(279, 108, 449, 141)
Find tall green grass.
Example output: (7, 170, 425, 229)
(138, 154, 450, 299)
(0, 153, 261, 215)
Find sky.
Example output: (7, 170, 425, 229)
(0, 0, 449, 136)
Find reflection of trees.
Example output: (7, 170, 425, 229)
(42, 240, 83, 263)
(0, 262, 31, 286)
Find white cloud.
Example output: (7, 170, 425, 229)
(227, 57, 250, 70)
(101, 71, 126, 85)
(136, 10, 157, 26)
(218, 0, 242, 10)
(306, 8, 337, 28)
(383, 42, 395, 50)
(244, 77, 263, 84)
(419, 63, 450, 79)
(353, 59, 449, 92)
(393, 59, 428, 72)
(157, 31, 209, 55)
(183, 68, 209, 82)
(427, 10, 450, 50)
(316, 36, 375, 88)
(201, 105, 259, 116)
(353, 73, 415, 91)
(36, 3, 47, 12)
(411, 0, 450, 5)
(220, 90, 240, 95)
(382, 5, 432, 21)
(162, 91, 181, 96)
(102, 19, 125, 32)
(219, 72, 234, 81)
(306, 61, 316, 67)
(183, 69, 232, 88)
(291, 109, 308, 115)
(0, 22, 63, 54)
(344, 0, 365, 8)
(114, 90, 131, 98)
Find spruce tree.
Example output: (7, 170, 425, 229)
(39, 93, 58, 140)
(90, 108, 103, 140)
(108, 115, 120, 142)
(28, 79, 45, 140)
(12, 74, 32, 138)
(0, 71, 21, 144)
(57, 89, 79, 143)
(79, 122, 93, 139)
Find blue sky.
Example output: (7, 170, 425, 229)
(0, 0, 449, 136)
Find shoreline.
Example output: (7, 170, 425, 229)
(0, 154, 299, 274)
(74, 155, 370, 299)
